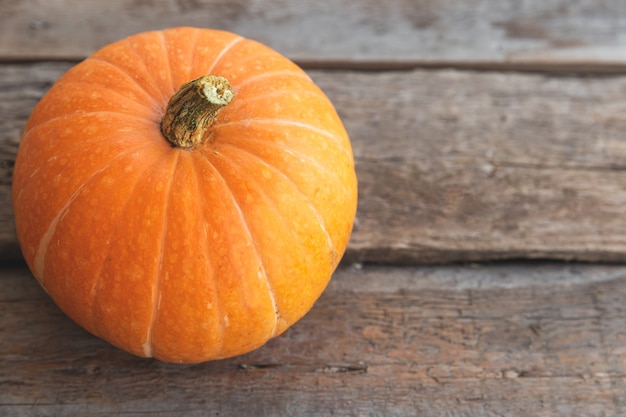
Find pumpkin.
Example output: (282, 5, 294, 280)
(12, 27, 357, 363)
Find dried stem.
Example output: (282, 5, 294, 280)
(161, 75, 234, 149)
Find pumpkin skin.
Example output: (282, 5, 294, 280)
(12, 27, 357, 363)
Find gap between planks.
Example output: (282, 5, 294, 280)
(5, 56, 626, 75)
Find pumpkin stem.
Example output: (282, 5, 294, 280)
(161, 75, 234, 149)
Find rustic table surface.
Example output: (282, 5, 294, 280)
(4, 1, 626, 416)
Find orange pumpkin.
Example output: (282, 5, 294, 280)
(12, 27, 357, 363)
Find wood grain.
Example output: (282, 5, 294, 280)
(3, 263, 626, 416)
(3, 0, 626, 71)
(4, 63, 626, 263)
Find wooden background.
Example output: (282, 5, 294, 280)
(3, 1, 626, 416)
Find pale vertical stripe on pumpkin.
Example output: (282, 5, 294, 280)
(87, 57, 163, 114)
(211, 144, 336, 332)
(86, 149, 175, 358)
(232, 70, 312, 91)
(87, 154, 160, 342)
(205, 35, 244, 76)
(219, 134, 352, 197)
(196, 147, 280, 352)
(15, 113, 164, 280)
(188, 29, 241, 81)
(142, 152, 180, 358)
(121, 31, 174, 105)
(214, 119, 352, 165)
(36, 142, 170, 351)
(158, 30, 175, 98)
(220, 143, 338, 263)
(209, 117, 354, 276)
(96, 34, 170, 105)
(32, 143, 151, 288)
(224, 88, 318, 110)
(151, 152, 252, 362)
(190, 155, 225, 359)
(229, 118, 353, 162)
(162, 27, 200, 91)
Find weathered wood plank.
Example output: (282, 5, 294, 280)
(3, 263, 626, 416)
(4, 63, 626, 263)
(3, 0, 626, 71)
(336, 69, 626, 263)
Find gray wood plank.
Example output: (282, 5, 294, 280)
(335, 69, 626, 263)
(4, 63, 626, 263)
(2, 0, 626, 71)
(2, 263, 626, 416)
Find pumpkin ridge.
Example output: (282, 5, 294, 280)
(196, 147, 280, 340)
(216, 49, 281, 70)
(87, 57, 164, 110)
(32, 143, 154, 285)
(189, 154, 226, 357)
(121, 35, 171, 104)
(144, 151, 181, 358)
(21, 111, 160, 144)
(17, 115, 159, 200)
(88, 152, 169, 341)
(52, 80, 160, 117)
(226, 88, 320, 108)
(187, 28, 201, 83)
(205, 36, 244, 75)
(162, 28, 200, 89)
(218, 133, 352, 196)
(219, 142, 338, 260)
(157, 30, 176, 97)
(188, 28, 240, 80)
(235, 70, 312, 91)
(218, 118, 352, 161)
(214, 144, 338, 329)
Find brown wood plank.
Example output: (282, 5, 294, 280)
(3, 263, 626, 416)
(4, 63, 626, 263)
(335, 69, 626, 263)
(3, 0, 626, 71)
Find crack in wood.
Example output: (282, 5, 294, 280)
(314, 363, 369, 374)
